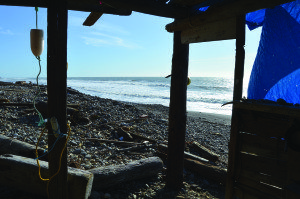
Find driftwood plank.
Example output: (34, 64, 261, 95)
(0, 154, 93, 199)
(189, 141, 219, 162)
(158, 144, 209, 164)
(184, 158, 227, 185)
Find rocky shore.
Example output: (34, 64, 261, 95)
(0, 81, 231, 199)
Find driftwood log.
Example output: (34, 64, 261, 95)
(0, 154, 93, 199)
(0, 134, 48, 161)
(89, 156, 163, 190)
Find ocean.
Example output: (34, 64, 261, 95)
(1, 76, 245, 115)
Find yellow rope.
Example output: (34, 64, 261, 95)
(35, 123, 71, 197)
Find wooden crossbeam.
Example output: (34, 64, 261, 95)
(166, 0, 296, 32)
(101, 0, 188, 18)
(181, 17, 236, 43)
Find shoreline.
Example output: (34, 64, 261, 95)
(0, 81, 230, 198)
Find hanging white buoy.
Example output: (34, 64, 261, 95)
(30, 29, 44, 56)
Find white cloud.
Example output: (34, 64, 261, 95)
(0, 27, 13, 35)
(93, 21, 130, 35)
(82, 32, 140, 49)
(68, 14, 129, 35)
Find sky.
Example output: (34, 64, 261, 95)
(0, 5, 262, 79)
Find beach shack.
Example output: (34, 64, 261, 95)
(0, 0, 300, 198)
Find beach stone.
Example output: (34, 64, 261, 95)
(72, 149, 84, 155)
(69, 140, 77, 146)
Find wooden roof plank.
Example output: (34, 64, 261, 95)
(83, 12, 103, 26)
(101, 0, 188, 18)
(166, 0, 296, 32)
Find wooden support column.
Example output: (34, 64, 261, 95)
(225, 14, 245, 199)
(232, 15, 245, 101)
(166, 27, 189, 190)
(47, 0, 68, 198)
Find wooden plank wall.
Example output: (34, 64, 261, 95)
(228, 104, 300, 199)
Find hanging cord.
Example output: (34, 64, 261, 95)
(32, 6, 45, 127)
(33, 56, 45, 126)
(35, 7, 38, 29)
(35, 123, 71, 198)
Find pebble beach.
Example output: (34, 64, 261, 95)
(0, 81, 231, 199)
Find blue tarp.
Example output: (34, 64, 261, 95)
(246, 1, 300, 104)
(195, 1, 300, 104)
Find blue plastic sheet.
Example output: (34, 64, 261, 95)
(247, 2, 300, 104)
(194, 1, 300, 104)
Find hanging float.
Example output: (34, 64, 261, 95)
(30, 7, 44, 57)
(30, 29, 44, 57)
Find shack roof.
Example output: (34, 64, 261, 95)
(1, 0, 295, 19)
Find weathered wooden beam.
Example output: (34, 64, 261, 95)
(166, 28, 189, 190)
(90, 157, 163, 190)
(83, 12, 103, 26)
(0, 0, 132, 15)
(101, 0, 188, 18)
(166, 0, 296, 32)
(225, 15, 245, 199)
(47, 0, 68, 198)
(0, 154, 93, 199)
(232, 15, 245, 101)
(181, 17, 236, 44)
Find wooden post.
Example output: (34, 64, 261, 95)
(166, 28, 189, 190)
(225, 14, 245, 199)
(47, 0, 68, 198)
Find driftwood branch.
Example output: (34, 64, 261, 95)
(86, 138, 143, 146)
(117, 143, 157, 152)
(158, 144, 209, 164)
